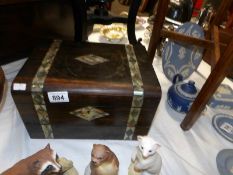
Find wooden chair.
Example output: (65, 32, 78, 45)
(71, 0, 141, 44)
(148, 0, 233, 130)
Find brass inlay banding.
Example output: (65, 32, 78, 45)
(124, 44, 144, 140)
(31, 40, 62, 138)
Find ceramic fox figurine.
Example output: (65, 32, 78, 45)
(128, 135, 162, 175)
(2, 144, 61, 175)
(84, 144, 119, 175)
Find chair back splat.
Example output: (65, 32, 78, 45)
(71, 0, 141, 44)
(71, 0, 87, 42)
(148, 0, 233, 130)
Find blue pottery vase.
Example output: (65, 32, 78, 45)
(167, 74, 198, 113)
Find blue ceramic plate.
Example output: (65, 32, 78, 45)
(162, 22, 204, 81)
(212, 113, 233, 143)
(216, 149, 233, 175)
(208, 84, 233, 110)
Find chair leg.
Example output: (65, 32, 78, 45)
(180, 38, 233, 130)
(147, 0, 169, 63)
(210, 25, 220, 69)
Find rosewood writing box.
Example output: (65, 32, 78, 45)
(11, 40, 161, 140)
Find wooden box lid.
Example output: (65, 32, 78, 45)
(13, 40, 161, 108)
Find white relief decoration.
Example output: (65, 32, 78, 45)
(193, 49, 201, 61)
(164, 44, 171, 61)
(175, 84, 197, 100)
(167, 97, 174, 109)
(177, 106, 182, 112)
(180, 68, 190, 77)
(178, 47, 186, 60)
(217, 85, 232, 94)
(183, 24, 193, 36)
(216, 93, 222, 98)
(192, 30, 201, 38)
(167, 68, 175, 79)
(214, 105, 231, 110)
(178, 28, 185, 34)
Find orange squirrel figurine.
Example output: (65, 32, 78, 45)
(2, 144, 61, 175)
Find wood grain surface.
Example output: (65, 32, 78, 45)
(12, 41, 161, 139)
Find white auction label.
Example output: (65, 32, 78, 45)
(47, 91, 69, 103)
(220, 122, 233, 134)
(13, 83, 27, 91)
